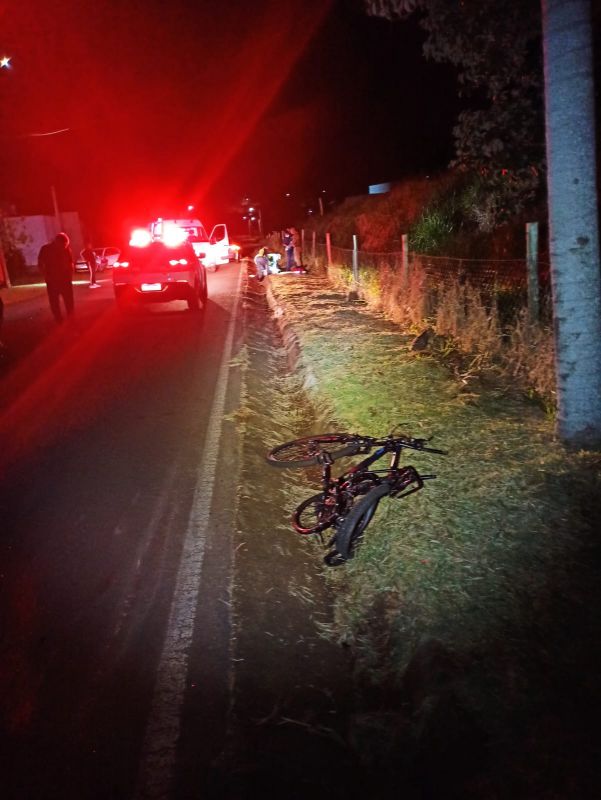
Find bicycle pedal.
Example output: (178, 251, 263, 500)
(324, 550, 346, 568)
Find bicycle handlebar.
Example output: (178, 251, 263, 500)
(363, 435, 448, 456)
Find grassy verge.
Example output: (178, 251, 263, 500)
(265, 271, 601, 796)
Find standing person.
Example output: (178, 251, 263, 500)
(253, 247, 269, 281)
(290, 226, 302, 269)
(0, 296, 5, 353)
(38, 232, 75, 323)
(282, 228, 294, 271)
(81, 241, 100, 288)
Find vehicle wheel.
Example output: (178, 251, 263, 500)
(115, 288, 130, 311)
(293, 492, 337, 535)
(266, 433, 361, 468)
(334, 483, 391, 561)
(199, 274, 208, 305)
(188, 285, 201, 312)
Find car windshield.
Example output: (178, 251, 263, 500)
(125, 242, 195, 268)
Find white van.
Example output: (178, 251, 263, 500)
(149, 218, 230, 271)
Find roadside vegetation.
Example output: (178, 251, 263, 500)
(270, 170, 555, 409)
(263, 270, 601, 797)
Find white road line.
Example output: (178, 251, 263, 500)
(134, 267, 243, 799)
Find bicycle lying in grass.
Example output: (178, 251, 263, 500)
(266, 429, 447, 566)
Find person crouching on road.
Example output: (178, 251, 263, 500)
(253, 247, 269, 282)
(38, 232, 75, 323)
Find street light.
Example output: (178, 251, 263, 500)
(0, 56, 11, 69)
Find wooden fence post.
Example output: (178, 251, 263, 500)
(326, 232, 332, 268)
(311, 230, 316, 263)
(401, 233, 409, 285)
(526, 222, 539, 323)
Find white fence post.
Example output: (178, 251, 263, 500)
(401, 233, 409, 285)
(526, 222, 539, 323)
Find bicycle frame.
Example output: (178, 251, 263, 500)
(314, 440, 432, 523)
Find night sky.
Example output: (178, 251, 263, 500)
(1, 0, 459, 239)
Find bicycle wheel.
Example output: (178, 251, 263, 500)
(293, 492, 337, 535)
(267, 433, 361, 468)
(335, 483, 391, 561)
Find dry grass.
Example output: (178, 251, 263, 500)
(327, 258, 556, 405)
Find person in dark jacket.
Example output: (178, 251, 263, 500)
(38, 232, 75, 323)
(0, 296, 5, 352)
(282, 228, 294, 271)
(81, 242, 99, 288)
(289, 226, 302, 269)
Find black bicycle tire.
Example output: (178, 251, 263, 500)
(266, 433, 361, 468)
(293, 492, 336, 535)
(335, 483, 392, 561)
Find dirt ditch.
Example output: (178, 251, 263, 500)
(211, 274, 365, 798)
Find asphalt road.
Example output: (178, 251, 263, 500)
(0, 266, 244, 799)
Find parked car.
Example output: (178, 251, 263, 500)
(75, 246, 121, 272)
(112, 237, 207, 312)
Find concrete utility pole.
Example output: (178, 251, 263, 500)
(51, 186, 62, 232)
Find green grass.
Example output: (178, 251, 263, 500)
(265, 273, 601, 792)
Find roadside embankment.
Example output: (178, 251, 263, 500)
(263, 268, 601, 798)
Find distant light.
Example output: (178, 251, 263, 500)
(308, 209, 313, 214)
(321, 189, 326, 193)
(248, 206, 254, 212)
(129, 228, 152, 247)
(162, 223, 188, 247)
(250, 216, 256, 221)
(285, 193, 291, 197)
(187, 204, 195, 211)
(0, 56, 11, 69)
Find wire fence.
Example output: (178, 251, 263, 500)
(309, 238, 551, 325)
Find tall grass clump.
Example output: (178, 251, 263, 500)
(508, 308, 555, 405)
(434, 281, 502, 356)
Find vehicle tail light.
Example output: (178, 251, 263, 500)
(169, 259, 188, 266)
(114, 260, 130, 268)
